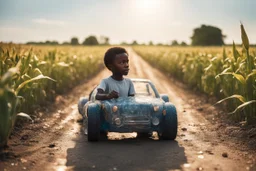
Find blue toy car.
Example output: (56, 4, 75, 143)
(78, 78, 177, 141)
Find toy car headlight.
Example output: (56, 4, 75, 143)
(112, 106, 118, 112)
(153, 105, 159, 112)
(114, 117, 122, 126)
(152, 117, 160, 126)
(162, 110, 166, 116)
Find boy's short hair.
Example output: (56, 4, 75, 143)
(104, 47, 128, 70)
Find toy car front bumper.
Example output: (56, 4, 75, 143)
(106, 115, 161, 133)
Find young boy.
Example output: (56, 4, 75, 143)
(96, 47, 135, 100)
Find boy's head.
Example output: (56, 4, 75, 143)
(104, 47, 129, 71)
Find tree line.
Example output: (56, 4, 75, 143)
(26, 35, 109, 46)
(26, 25, 229, 46)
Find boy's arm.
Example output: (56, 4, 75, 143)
(96, 89, 119, 100)
(128, 80, 135, 96)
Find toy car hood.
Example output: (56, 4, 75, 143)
(100, 96, 165, 115)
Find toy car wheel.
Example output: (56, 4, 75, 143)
(87, 103, 101, 141)
(160, 103, 177, 140)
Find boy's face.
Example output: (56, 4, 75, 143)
(110, 53, 129, 76)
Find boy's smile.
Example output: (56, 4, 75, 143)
(110, 53, 129, 79)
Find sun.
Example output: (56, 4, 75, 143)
(130, 0, 164, 16)
(135, 0, 158, 10)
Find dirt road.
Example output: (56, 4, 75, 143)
(1, 48, 255, 171)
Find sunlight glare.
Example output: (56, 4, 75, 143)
(135, 0, 158, 9)
(130, 0, 166, 17)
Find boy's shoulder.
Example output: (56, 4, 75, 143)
(102, 77, 132, 82)
(124, 77, 133, 83)
(123, 77, 132, 81)
(101, 76, 112, 82)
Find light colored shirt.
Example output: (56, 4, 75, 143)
(97, 77, 135, 97)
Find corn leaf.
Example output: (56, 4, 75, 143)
(235, 62, 245, 73)
(215, 94, 246, 105)
(209, 56, 218, 62)
(246, 69, 256, 80)
(228, 100, 256, 114)
(57, 62, 69, 67)
(204, 64, 212, 72)
(232, 73, 246, 85)
(33, 68, 43, 75)
(17, 112, 33, 122)
(232, 41, 240, 61)
(16, 74, 56, 95)
(222, 48, 227, 61)
(240, 23, 249, 51)
(221, 67, 231, 74)
(38, 61, 47, 65)
(0, 67, 19, 85)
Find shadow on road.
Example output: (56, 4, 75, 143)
(66, 130, 187, 171)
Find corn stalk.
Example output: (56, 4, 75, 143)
(0, 44, 106, 147)
(133, 24, 256, 124)
(0, 60, 53, 147)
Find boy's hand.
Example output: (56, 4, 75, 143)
(107, 90, 119, 99)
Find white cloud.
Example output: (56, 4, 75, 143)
(32, 18, 66, 26)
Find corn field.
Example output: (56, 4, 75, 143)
(0, 44, 107, 147)
(133, 25, 256, 124)
(1, 25, 255, 148)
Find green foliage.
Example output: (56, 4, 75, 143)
(171, 40, 179, 46)
(131, 40, 138, 45)
(26, 40, 59, 45)
(71, 37, 79, 45)
(0, 44, 107, 147)
(99, 36, 110, 45)
(180, 42, 187, 46)
(83, 36, 99, 45)
(133, 24, 256, 124)
(0, 57, 53, 147)
(191, 25, 225, 46)
(148, 41, 154, 46)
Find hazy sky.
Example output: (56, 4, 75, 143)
(0, 0, 255, 44)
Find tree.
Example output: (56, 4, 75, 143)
(191, 25, 225, 46)
(131, 40, 138, 45)
(71, 37, 79, 45)
(83, 35, 99, 45)
(26, 40, 58, 45)
(148, 41, 154, 46)
(104, 37, 109, 45)
(180, 41, 187, 46)
(99, 36, 110, 45)
(120, 42, 128, 45)
(45, 40, 58, 45)
(62, 41, 70, 45)
(171, 40, 179, 46)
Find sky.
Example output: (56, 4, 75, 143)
(0, 0, 255, 45)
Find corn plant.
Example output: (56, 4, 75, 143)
(133, 24, 256, 124)
(0, 58, 53, 147)
(216, 24, 256, 124)
(0, 44, 107, 147)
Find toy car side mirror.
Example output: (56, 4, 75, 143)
(160, 94, 169, 102)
